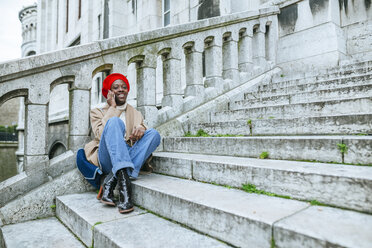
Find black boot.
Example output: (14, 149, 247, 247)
(117, 169, 134, 213)
(100, 172, 117, 206)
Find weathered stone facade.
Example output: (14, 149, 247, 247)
(0, 1, 371, 246)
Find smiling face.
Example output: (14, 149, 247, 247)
(110, 79, 128, 106)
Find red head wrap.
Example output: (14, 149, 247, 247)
(102, 73, 130, 98)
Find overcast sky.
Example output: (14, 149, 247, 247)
(0, 0, 37, 63)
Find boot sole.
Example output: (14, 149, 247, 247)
(100, 199, 116, 206)
(119, 207, 134, 214)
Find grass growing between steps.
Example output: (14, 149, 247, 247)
(55, 216, 87, 248)
(204, 179, 335, 207)
(184, 129, 244, 137)
(295, 159, 372, 167)
(242, 184, 291, 199)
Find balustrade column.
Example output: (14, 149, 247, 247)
(266, 19, 278, 65)
(24, 103, 48, 172)
(253, 25, 267, 69)
(16, 97, 25, 173)
(204, 36, 223, 88)
(222, 32, 239, 84)
(238, 28, 253, 73)
(183, 42, 204, 97)
(68, 87, 91, 151)
(159, 48, 183, 109)
(129, 55, 158, 127)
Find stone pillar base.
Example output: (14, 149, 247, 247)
(185, 85, 205, 98)
(68, 135, 90, 151)
(239, 62, 254, 73)
(162, 95, 183, 109)
(205, 76, 224, 88)
(222, 69, 239, 84)
(253, 57, 267, 70)
(137, 106, 158, 127)
(24, 155, 49, 173)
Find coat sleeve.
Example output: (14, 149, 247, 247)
(91, 106, 121, 141)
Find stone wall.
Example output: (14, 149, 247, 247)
(48, 121, 69, 159)
(0, 98, 19, 126)
(340, 0, 372, 59)
(0, 142, 17, 182)
(276, 0, 347, 72)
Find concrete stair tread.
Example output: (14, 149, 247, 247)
(271, 65, 372, 85)
(237, 83, 372, 105)
(213, 97, 372, 121)
(168, 135, 372, 140)
(94, 211, 230, 248)
(222, 96, 372, 112)
(274, 206, 372, 248)
(198, 112, 372, 123)
(153, 151, 372, 180)
(0, 217, 85, 248)
(256, 73, 372, 97)
(133, 174, 372, 248)
(134, 174, 308, 224)
(162, 136, 371, 165)
(56, 192, 230, 248)
(152, 151, 372, 212)
(190, 113, 372, 135)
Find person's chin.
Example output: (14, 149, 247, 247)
(116, 99, 127, 105)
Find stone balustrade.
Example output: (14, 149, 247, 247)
(0, 7, 279, 178)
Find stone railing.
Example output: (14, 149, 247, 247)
(0, 7, 279, 179)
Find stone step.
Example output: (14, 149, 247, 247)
(132, 173, 309, 248)
(271, 62, 372, 85)
(273, 206, 372, 248)
(132, 174, 372, 248)
(56, 193, 230, 248)
(188, 114, 372, 135)
(162, 136, 372, 164)
(233, 84, 372, 110)
(212, 97, 372, 122)
(0, 217, 85, 248)
(151, 152, 372, 213)
(248, 73, 372, 99)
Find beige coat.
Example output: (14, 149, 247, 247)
(84, 103, 146, 166)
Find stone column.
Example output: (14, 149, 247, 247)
(128, 55, 158, 127)
(15, 97, 25, 173)
(222, 32, 239, 84)
(266, 19, 278, 65)
(183, 41, 204, 97)
(253, 24, 267, 68)
(24, 103, 49, 172)
(158, 48, 183, 109)
(238, 28, 253, 73)
(204, 36, 223, 88)
(68, 88, 91, 151)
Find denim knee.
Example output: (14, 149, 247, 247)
(106, 117, 126, 132)
(146, 128, 161, 145)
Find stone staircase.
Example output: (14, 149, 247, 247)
(2, 61, 372, 248)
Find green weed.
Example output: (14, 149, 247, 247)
(259, 151, 269, 159)
(242, 183, 291, 199)
(310, 200, 327, 206)
(337, 143, 348, 163)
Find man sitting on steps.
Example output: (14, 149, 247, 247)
(84, 73, 161, 213)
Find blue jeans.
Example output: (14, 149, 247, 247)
(98, 117, 161, 178)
